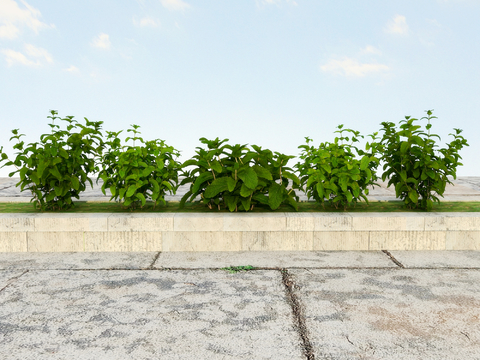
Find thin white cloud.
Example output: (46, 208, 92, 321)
(361, 45, 382, 55)
(25, 43, 52, 63)
(133, 16, 159, 28)
(0, 0, 53, 39)
(91, 33, 111, 49)
(321, 58, 389, 77)
(64, 65, 79, 73)
(384, 15, 409, 35)
(1, 43, 53, 66)
(160, 0, 190, 11)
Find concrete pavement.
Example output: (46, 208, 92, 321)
(1, 251, 479, 359)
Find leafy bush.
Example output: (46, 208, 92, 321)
(180, 137, 299, 211)
(378, 110, 469, 210)
(0, 110, 103, 210)
(296, 125, 379, 210)
(98, 125, 181, 209)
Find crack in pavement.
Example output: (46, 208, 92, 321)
(382, 250, 405, 268)
(0, 270, 29, 293)
(281, 269, 315, 360)
(148, 251, 161, 269)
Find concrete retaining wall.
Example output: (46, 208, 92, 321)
(0, 212, 479, 252)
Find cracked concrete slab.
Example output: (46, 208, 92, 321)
(0, 252, 158, 270)
(154, 251, 397, 269)
(291, 268, 480, 360)
(390, 251, 480, 268)
(0, 270, 27, 290)
(0, 269, 304, 360)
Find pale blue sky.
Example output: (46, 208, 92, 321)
(1, 0, 479, 176)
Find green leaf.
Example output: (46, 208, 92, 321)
(400, 170, 407, 181)
(136, 193, 146, 207)
(54, 185, 63, 196)
(59, 148, 69, 159)
(316, 182, 324, 198)
(345, 191, 353, 203)
(268, 182, 283, 210)
(49, 167, 63, 181)
(238, 168, 258, 189)
(210, 160, 222, 173)
(286, 195, 298, 211)
(252, 165, 272, 180)
(126, 184, 137, 198)
(179, 190, 193, 209)
(408, 190, 419, 203)
(360, 155, 370, 171)
(70, 177, 79, 191)
(205, 177, 231, 198)
(240, 197, 251, 211)
(192, 172, 214, 193)
(240, 183, 253, 197)
(109, 185, 116, 197)
(150, 178, 160, 193)
(224, 195, 238, 212)
(37, 162, 46, 178)
(252, 193, 269, 205)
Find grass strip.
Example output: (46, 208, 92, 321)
(0, 201, 479, 213)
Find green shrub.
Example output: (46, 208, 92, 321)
(0, 110, 103, 210)
(296, 125, 379, 210)
(180, 137, 299, 211)
(378, 110, 469, 210)
(98, 125, 181, 209)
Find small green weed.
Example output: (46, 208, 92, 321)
(221, 265, 256, 273)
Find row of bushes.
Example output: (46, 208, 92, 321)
(0, 110, 468, 211)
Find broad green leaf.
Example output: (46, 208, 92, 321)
(109, 185, 116, 197)
(240, 183, 253, 197)
(226, 177, 236, 192)
(71, 177, 79, 191)
(19, 167, 28, 181)
(136, 193, 146, 207)
(150, 178, 160, 193)
(240, 197, 251, 212)
(268, 182, 283, 210)
(252, 165, 273, 180)
(50, 167, 63, 181)
(286, 195, 298, 211)
(224, 195, 238, 212)
(126, 184, 137, 198)
(252, 193, 269, 205)
(204, 177, 231, 198)
(37, 162, 46, 178)
(316, 182, 325, 198)
(59, 148, 69, 159)
(192, 172, 214, 193)
(282, 171, 300, 185)
(408, 190, 418, 203)
(238, 168, 258, 189)
(400, 170, 407, 181)
(359, 155, 369, 171)
(345, 191, 353, 203)
(210, 160, 222, 173)
(54, 185, 63, 196)
(179, 190, 192, 209)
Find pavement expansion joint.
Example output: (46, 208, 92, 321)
(281, 269, 315, 360)
(382, 250, 405, 268)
